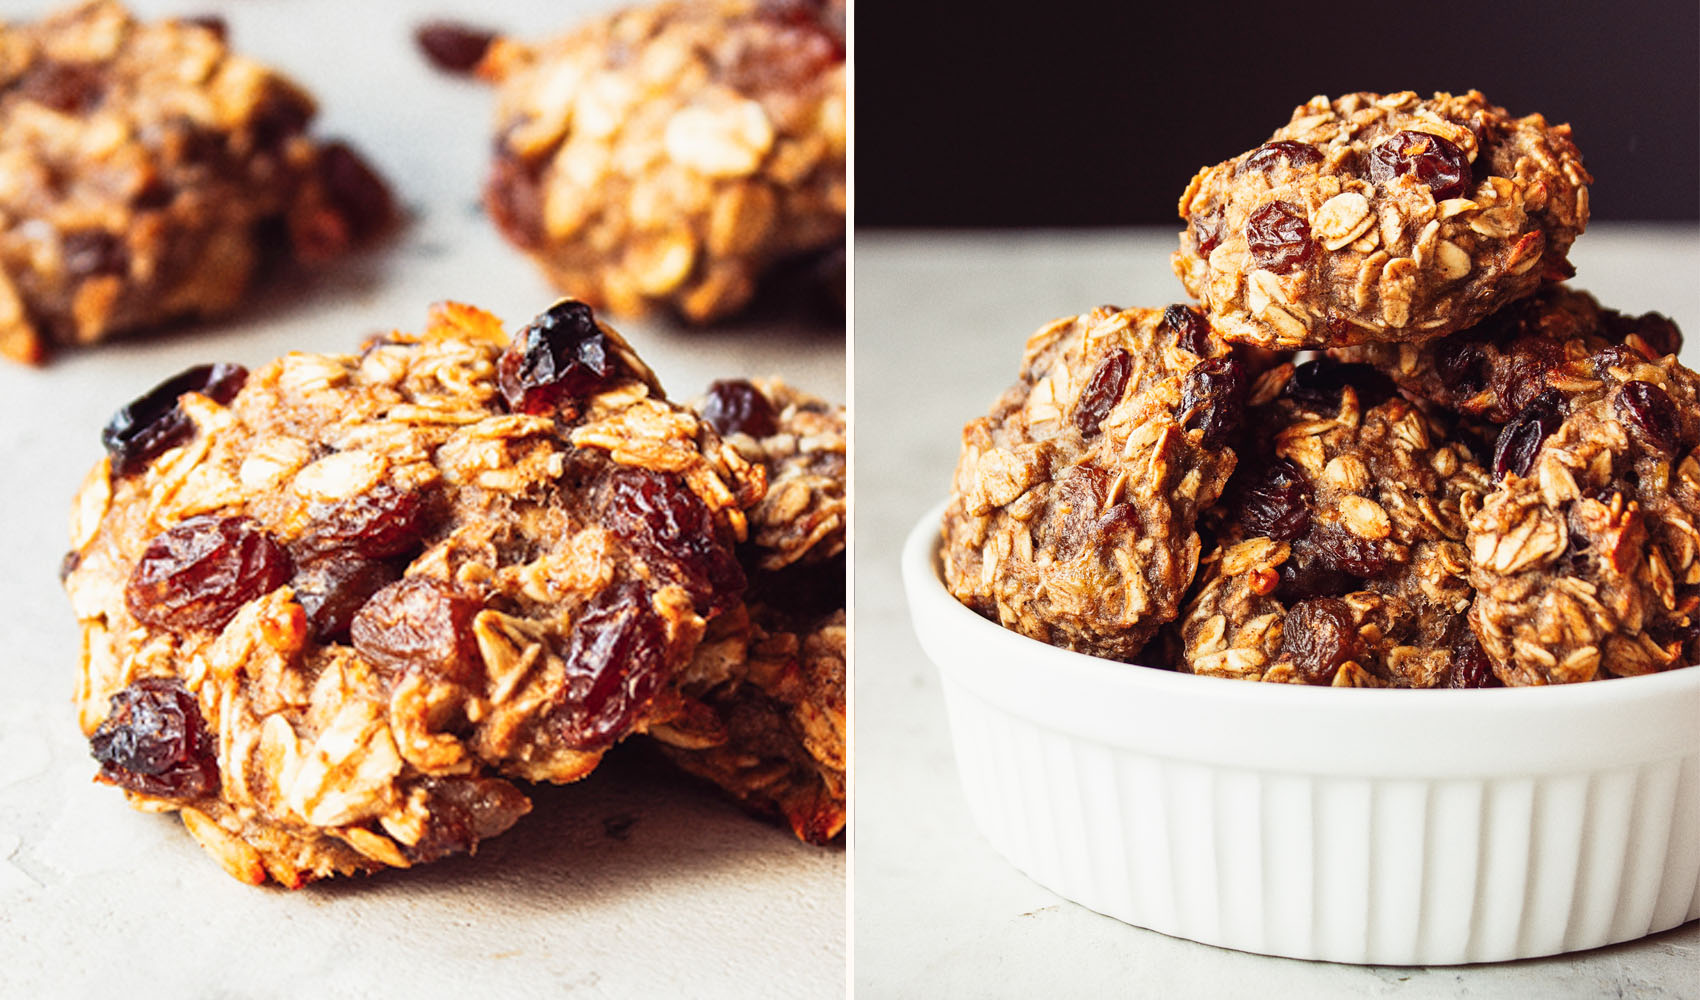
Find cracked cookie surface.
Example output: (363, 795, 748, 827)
(1179, 361, 1493, 686)
(1174, 91, 1589, 350)
(63, 299, 764, 885)
(941, 304, 1247, 661)
(1469, 349, 1700, 681)
(0, 1, 391, 363)
(481, 0, 845, 324)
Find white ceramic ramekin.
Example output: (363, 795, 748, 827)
(903, 500, 1700, 965)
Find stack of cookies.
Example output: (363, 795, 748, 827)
(942, 90, 1698, 686)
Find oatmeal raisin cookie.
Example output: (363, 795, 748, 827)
(481, 0, 846, 323)
(1174, 91, 1589, 350)
(1179, 361, 1493, 686)
(0, 1, 392, 363)
(63, 298, 764, 885)
(1469, 348, 1700, 681)
(941, 304, 1247, 661)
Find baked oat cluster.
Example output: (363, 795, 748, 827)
(478, 0, 846, 324)
(0, 1, 392, 363)
(63, 299, 844, 886)
(943, 90, 1699, 685)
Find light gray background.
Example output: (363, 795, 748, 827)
(0, 2, 845, 997)
(852, 225, 1700, 998)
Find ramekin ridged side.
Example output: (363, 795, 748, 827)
(903, 502, 1700, 965)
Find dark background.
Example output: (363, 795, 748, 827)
(856, 2, 1700, 226)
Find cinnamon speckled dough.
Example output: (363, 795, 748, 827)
(1179, 363, 1492, 686)
(1174, 91, 1589, 350)
(941, 305, 1247, 661)
(0, 1, 392, 363)
(481, 0, 845, 324)
(1332, 286, 1683, 423)
(1469, 349, 1700, 681)
(62, 300, 764, 886)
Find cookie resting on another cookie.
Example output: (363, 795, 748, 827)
(0, 1, 392, 363)
(1174, 91, 1589, 350)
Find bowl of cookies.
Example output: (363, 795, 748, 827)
(903, 90, 1700, 965)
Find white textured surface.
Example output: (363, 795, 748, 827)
(854, 226, 1700, 996)
(0, 2, 843, 997)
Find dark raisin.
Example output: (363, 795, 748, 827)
(742, 552, 845, 626)
(484, 146, 545, 250)
(1280, 598, 1364, 685)
(350, 577, 483, 683)
(249, 92, 312, 152)
(1179, 356, 1247, 448)
(1617, 311, 1683, 359)
(401, 777, 532, 864)
(1310, 519, 1391, 578)
(89, 677, 218, 799)
(1492, 390, 1566, 480)
(414, 20, 498, 74)
(604, 467, 745, 614)
(102, 363, 248, 477)
(127, 516, 292, 631)
(497, 300, 627, 413)
(1238, 458, 1312, 541)
(700, 379, 779, 438)
(1281, 359, 1394, 413)
(554, 581, 669, 750)
(297, 485, 431, 559)
(1191, 205, 1225, 257)
(1434, 338, 1491, 395)
(1615, 381, 1681, 455)
(19, 60, 105, 114)
(1073, 349, 1132, 436)
(1447, 627, 1498, 689)
(1240, 140, 1324, 175)
(1274, 539, 1358, 602)
(1160, 304, 1212, 356)
(59, 549, 81, 582)
(62, 230, 129, 279)
(318, 142, 392, 243)
(292, 553, 399, 644)
(1246, 201, 1314, 274)
(1368, 130, 1471, 202)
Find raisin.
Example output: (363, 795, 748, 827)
(1160, 304, 1212, 356)
(414, 20, 497, 74)
(1238, 458, 1312, 541)
(1616, 311, 1683, 359)
(102, 363, 248, 477)
(555, 581, 668, 749)
(700, 379, 779, 438)
(1240, 140, 1324, 175)
(604, 467, 745, 614)
(88, 677, 218, 799)
(181, 15, 228, 41)
(292, 553, 398, 644)
(249, 92, 311, 152)
(297, 485, 431, 559)
(1191, 205, 1225, 257)
(127, 516, 292, 631)
(1615, 381, 1681, 455)
(1493, 390, 1565, 480)
(1434, 338, 1491, 395)
(401, 777, 531, 864)
(1073, 349, 1132, 436)
(484, 146, 545, 251)
(350, 577, 483, 683)
(743, 553, 845, 626)
(1447, 627, 1498, 689)
(497, 300, 627, 413)
(19, 60, 105, 114)
(1281, 359, 1394, 413)
(318, 142, 392, 242)
(1310, 519, 1390, 578)
(1246, 201, 1314, 274)
(1280, 598, 1364, 685)
(1179, 356, 1246, 448)
(1273, 539, 1357, 602)
(62, 230, 129, 279)
(1368, 130, 1471, 202)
